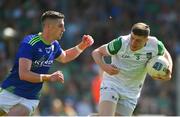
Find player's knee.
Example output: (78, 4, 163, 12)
(7, 104, 30, 116)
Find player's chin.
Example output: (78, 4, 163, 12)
(57, 35, 62, 40)
(58, 33, 63, 38)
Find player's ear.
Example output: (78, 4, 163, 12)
(44, 20, 52, 29)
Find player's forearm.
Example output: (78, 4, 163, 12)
(60, 35, 93, 63)
(61, 44, 85, 63)
(92, 49, 106, 69)
(19, 71, 50, 83)
(164, 49, 173, 72)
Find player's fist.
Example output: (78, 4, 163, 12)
(81, 35, 94, 49)
(50, 71, 64, 83)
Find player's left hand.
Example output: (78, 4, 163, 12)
(81, 35, 94, 49)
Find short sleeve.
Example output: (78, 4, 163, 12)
(157, 41, 165, 55)
(107, 37, 122, 55)
(18, 43, 33, 60)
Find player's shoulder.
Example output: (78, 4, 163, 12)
(148, 35, 159, 42)
(52, 40, 59, 45)
(109, 34, 130, 47)
(107, 34, 129, 55)
(52, 40, 61, 47)
(147, 36, 160, 45)
(120, 34, 131, 42)
(121, 34, 130, 39)
(21, 34, 40, 45)
(147, 36, 165, 51)
(22, 34, 38, 42)
(148, 36, 165, 45)
(112, 34, 130, 42)
(51, 40, 62, 51)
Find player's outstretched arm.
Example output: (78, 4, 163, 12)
(56, 35, 94, 63)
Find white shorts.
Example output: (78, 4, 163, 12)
(0, 88, 39, 115)
(99, 81, 137, 116)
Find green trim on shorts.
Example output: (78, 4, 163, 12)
(0, 88, 3, 93)
(4, 86, 15, 93)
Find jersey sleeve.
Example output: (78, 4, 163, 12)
(157, 40, 165, 55)
(18, 43, 33, 60)
(54, 41, 63, 59)
(107, 37, 122, 55)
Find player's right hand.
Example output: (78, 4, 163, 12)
(82, 35, 94, 48)
(102, 64, 119, 75)
(78, 35, 94, 50)
(50, 71, 64, 83)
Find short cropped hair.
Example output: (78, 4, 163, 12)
(131, 23, 150, 37)
(41, 11, 65, 24)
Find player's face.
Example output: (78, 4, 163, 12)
(130, 33, 148, 51)
(51, 19, 65, 40)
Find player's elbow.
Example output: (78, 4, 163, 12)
(19, 70, 27, 81)
(19, 73, 25, 80)
(56, 51, 69, 63)
(91, 49, 98, 59)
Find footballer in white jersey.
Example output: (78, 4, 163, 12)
(92, 22, 173, 116)
(104, 34, 164, 99)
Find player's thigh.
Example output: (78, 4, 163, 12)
(0, 89, 7, 116)
(0, 88, 39, 116)
(8, 104, 30, 116)
(20, 97, 39, 116)
(0, 89, 20, 114)
(116, 97, 137, 116)
(99, 87, 119, 116)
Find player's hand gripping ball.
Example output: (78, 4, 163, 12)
(146, 56, 169, 78)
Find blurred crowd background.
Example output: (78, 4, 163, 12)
(0, 0, 179, 116)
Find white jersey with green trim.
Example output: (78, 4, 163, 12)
(103, 34, 165, 99)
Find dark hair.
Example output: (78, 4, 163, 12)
(41, 11, 65, 23)
(131, 23, 150, 37)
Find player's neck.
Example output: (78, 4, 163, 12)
(130, 45, 143, 51)
(41, 32, 53, 45)
(130, 43, 146, 51)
